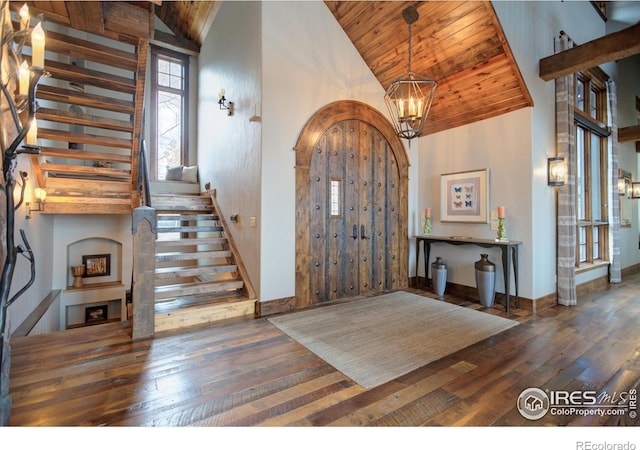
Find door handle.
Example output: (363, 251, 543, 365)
(360, 224, 369, 240)
(352, 224, 358, 240)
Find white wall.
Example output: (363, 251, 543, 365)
(615, 53, 640, 269)
(260, 1, 418, 301)
(198, 1, 263, 295)
(417, 108, 534, 297)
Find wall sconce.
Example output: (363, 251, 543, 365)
(618, 177, 627, 196)
(218, 89, 234, 116)
(548, 157, 566, 186)
(631, 182, 640, 199)
(26, 188, 46, 219)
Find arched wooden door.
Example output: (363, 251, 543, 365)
(295, 101, 409, 308)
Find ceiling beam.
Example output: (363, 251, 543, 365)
(539, 22, 640, 81)
(619, 124, 640, 143)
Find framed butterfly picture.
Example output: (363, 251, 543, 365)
(440, 169, 489, 223)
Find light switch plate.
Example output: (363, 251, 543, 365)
(250, 216, 257, 228)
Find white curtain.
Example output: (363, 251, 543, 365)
(607, 80, 621, 283)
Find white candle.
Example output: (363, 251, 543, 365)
(19, 61, 29, 95)
(19, 3, 29, 31)
(26, 117, 37, 146)
(398, 99, 405, 118)
(4, 3, 11, 30)
(218, 88, 225, 100)
(31, 22, 45, 69)
(408, 97, 415, 117)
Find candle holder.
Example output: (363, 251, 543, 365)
(496, 217, 508, 242)
(423, 216, 431, 235)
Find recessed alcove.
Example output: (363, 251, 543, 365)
(61, 237, 126, 330)
(67, 237, 123, 287)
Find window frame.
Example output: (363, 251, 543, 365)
(574, 68, 610, 270)
(149, 45, 190, 181)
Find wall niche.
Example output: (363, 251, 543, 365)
(67, 237, 122, 288)
(61, 237, 126, 330)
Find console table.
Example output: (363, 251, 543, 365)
(415, 235, 521, 313)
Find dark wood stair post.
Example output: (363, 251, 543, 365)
(131, 207, 156, 340)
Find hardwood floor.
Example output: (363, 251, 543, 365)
(7, 274, 640, 427)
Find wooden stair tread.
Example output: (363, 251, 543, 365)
(46, 177, 132, 192)
(39, 128, 132, 149)
(157, 214, 219, 221)
(153, 205, 214, 212)
(155, 264, 237, 279)
(41, 59, 136, 94)
(37, 85, 135, 114)
(156, 225, 223, 233)
(155, 237, 227, 247)
(155, 279, 244, 299)
(40, 147, 132, 164)
(154, 291, 248, 312)
(37, 107, 134, 133)
(155, 250, 232, 261)
(46, 195, 131, 204)
(43, 202, 132, 215)
(45, 29, 138, 72)
(42, 163, 131, 179)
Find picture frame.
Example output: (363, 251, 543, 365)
(440, 169, 489, 223)
(82, 253, 111, 278)
(85, 305, 108, 323)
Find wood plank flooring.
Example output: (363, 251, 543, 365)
(8, 274, 640, 427)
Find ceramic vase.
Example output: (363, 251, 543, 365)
(431, 256, 447, 298)
(475, 254, 495, 307)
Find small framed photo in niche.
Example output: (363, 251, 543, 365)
(85, 305, 108, 324)
(82, 254, 111, 278)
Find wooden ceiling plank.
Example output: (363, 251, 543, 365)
(618, 124, 640, 143)
(152, 30, 200, 56)
(539, 22, 640, 81)
(24, 2, 72, 26)
(102, 1, 153, 40)
(66, 1, 104, 34)
(194, 1, 221, 48)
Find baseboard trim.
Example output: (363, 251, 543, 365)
(256, 297, 297, 317)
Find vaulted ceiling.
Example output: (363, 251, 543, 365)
(324, 1, 532, 135)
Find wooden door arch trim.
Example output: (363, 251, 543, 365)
(294, 100, 409, 308)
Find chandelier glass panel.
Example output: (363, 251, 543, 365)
(384, 5, 437, 141)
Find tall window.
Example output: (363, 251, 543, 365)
(574, 69, 610, 268)
(150, 47, 189, 180)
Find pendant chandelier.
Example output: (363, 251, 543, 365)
(384, 5, 437, 141)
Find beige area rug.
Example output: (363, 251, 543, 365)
(268, 291, 519, 389)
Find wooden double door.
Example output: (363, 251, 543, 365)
(308, 119, 402, 302)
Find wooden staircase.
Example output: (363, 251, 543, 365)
(26, 5, 149, 214)
(151, 193, 256, 332)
